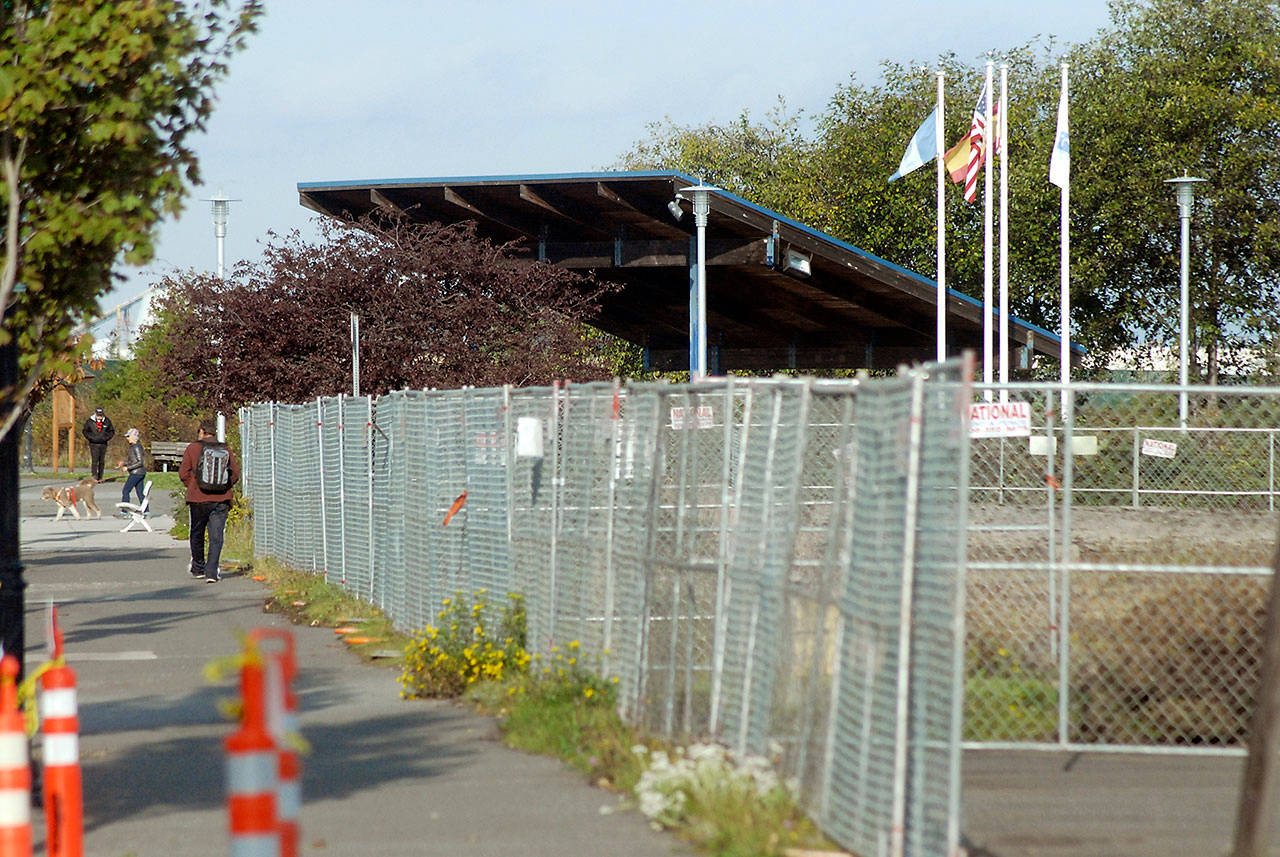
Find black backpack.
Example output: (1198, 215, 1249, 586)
(195, 441, 232, 493)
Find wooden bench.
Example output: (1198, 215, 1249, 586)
(149, 441, 190, 472)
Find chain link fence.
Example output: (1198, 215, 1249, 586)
(966, 382, 1280, 754)
(240, 363, 970, 857)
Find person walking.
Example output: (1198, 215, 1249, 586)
(117, 428, 146, 506)
(178, 420, 240, 584)
(81, 406, 115, 481)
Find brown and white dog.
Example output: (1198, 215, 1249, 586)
(41, 479, 102, 521)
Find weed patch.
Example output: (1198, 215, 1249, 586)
(254, 557, 406, 665)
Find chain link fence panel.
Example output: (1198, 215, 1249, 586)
(242, 367, 971, 857)
(965, 382, 1280, 755)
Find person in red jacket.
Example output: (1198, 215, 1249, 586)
(178, 420, 240, 583)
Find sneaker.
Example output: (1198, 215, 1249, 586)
(187, 561, 204, 579)
(205, 577, 220, 584)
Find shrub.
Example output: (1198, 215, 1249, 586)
(398, 591, 529, 698)
(633, 742, 823, 856)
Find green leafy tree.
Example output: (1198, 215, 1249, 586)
(1065, 0, 1280, 380)
(616, 98, 818, 223)
(0, 0, 263, 439)
(617, 0, 1280, 377)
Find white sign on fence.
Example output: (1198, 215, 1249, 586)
(1028, 435, 1099, 456)
(670, 405, 715, 430)
(969, 401, 1032, 438)
(1141, 438, 1178, 459)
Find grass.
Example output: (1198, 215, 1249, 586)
(468, 674, 649, 792)
(965, 675, 1059, 742)
(458, 647, 837, 857)
(251, 556, 408, 666)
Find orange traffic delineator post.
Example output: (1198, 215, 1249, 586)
(226, 651, 279, 857)
(39, 610, 82, 857)
(0, 656, 31, 857)
(249, 629, 300, 857)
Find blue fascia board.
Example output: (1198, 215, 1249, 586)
(298, 168, 1086, 355)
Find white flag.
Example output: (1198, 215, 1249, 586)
(1049, 84, 1069, 188)
(888, 108, 939, 183)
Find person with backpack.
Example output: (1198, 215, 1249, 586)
(178, 420, 240, 584)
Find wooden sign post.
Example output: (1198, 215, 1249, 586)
(50, 384, 75, 473)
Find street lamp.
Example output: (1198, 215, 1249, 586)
(1164, 173, 1206, 430)
(677, 184, 716, 380)
(204, 189, 240, 280)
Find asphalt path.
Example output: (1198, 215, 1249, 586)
(16, 476, 692, 857)
(16, 474, 1280, 857)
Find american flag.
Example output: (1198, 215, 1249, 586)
(964, 84, 989, 203)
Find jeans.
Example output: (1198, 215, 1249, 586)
(189, 500, 230, 579)
(121, 471, 145, 505)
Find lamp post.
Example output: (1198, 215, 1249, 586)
(681, 184, 715, 380)
(206, 190, 239, 441)
(205, 190, 240, 280)
(1164, 174, 1206, 430)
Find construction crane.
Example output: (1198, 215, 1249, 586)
(77, 283, 164, 359)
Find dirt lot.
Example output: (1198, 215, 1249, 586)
(968, 504, 1280, 568)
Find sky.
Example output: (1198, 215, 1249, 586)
(100, 0, 1118, 326)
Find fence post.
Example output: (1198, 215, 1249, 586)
(269, 402, 278, 561)
(367, 396, 375, 602)
(1229, 519, 1280, 857)
(316, 398, 328, 581)
(664, 388, 694, 736)
(337, 394, 347, 587)
(503, 385, 514, 594)
(633, 389, 668, 723)
(1132, 427, 1141, 509)
(805, 388, 856, 814)
(601, 380, 621, 679)
(548, 382, 561, 643)
(889, 368, 926, 857)
(1057, 385, 1076, 748)
(710, 377, 747, 737)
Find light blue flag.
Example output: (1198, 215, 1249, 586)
(1049, 85, 1070, 188)
(888, 108, 939, 183)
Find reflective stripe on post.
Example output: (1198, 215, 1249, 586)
(0, 657, 30, 857)
(249, 629, 300, 857)
(225, 658, 279, 857)
(40, 663, 83, 857)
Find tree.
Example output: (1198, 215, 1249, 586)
(142, 216, 625, 409)
(616, 52, 1071, 367)
(616, 0, 1280, 377)
(1066, 0, 1280, 380)
(0, 0, 263, 439)
(617, 98, 818, 219)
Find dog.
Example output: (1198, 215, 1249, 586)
(41, 478, 102, 521)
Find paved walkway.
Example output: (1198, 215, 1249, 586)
(16, 474, 1280, 857)
(17, 476, 691, 857)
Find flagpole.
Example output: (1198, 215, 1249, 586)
(983, 59, 994, 400)
(1059, 63, 1070, 399)
(936, 68, 946, 362)
(998, 63, 1009, 402)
